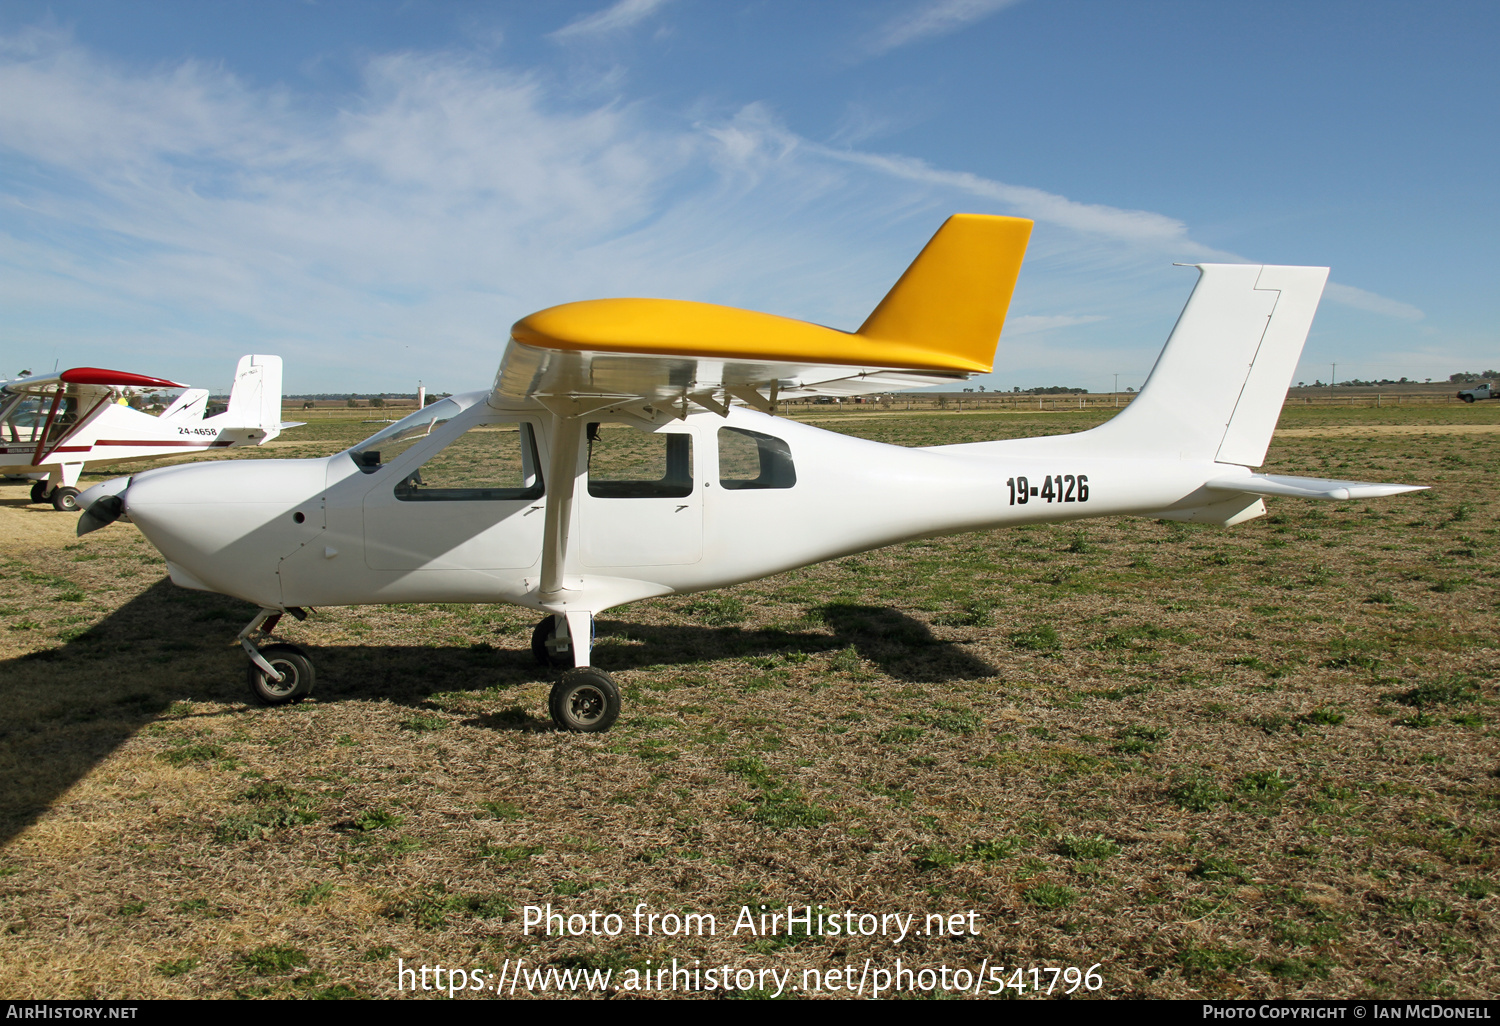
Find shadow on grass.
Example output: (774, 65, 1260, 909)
(0, 583, 992, 845)
(593, 602, 996, 683)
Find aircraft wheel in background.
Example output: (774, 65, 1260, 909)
(30, 481, 49, 504)
(248, 643, 315, 705)
(531, 616, 571, 668)
(50, 487, 80, 512)
(548, 668, 620, 733)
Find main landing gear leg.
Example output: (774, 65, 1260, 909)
(238, 606, 315, 705)
(533, 611, 621, 733)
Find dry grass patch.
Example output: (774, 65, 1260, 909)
(0, 405, 1496, 998)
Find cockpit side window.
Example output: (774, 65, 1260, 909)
(586, 422, 693, 499)
(347, 398, 459, 473)
(394, 421, 544, 502)
(2, 386, 99, 450)
(717, 427, 795, 490)
(1, 394, 45, 445)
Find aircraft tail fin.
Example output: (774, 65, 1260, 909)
(856, 214, 1032, 372)
(221, 355, 285, 443)
(1090, 264, 1328, 466)
(159, 388, 209, 421)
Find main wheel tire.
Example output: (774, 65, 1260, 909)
(531, 616, 571, 668)
(50, 487, 80, 512)
(548, 668, 620, 733)
(248, 643, 315, 705)
(30, 481, 49, 504)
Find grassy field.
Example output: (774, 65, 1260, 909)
(0, 403, 1495, 999)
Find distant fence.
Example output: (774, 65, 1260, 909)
(783, 395, 1129, 413)
(283, 390, 1476, 418)
(783, 390, 1475, 415)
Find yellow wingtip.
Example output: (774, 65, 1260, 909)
(856, 214, 1032, 373)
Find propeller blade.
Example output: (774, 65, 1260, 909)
(77, 495, 124, 536)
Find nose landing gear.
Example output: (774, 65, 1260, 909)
(248, 643, 315, 704)
(238, 607, 314, 705)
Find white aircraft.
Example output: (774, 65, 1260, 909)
(1, 355, 292, 510)
(74, 215, 1423, 731)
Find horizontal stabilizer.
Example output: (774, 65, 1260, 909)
(1207, 473, 1427, 501)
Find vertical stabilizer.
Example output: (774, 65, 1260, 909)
(224, 355, 285, 440)
(1087, 264, 1327, 466)
(160, 388, 209, 421)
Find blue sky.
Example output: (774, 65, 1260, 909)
(1, 0, 1495, 395)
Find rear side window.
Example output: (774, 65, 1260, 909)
(718, 427, 795, 490)
(395, 422, 544, 501)
(586, 423, 693, 499)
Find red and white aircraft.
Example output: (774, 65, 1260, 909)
(1, 355, 292, 510)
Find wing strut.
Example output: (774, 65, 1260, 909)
(724, 382, 778, 414)
(534, 399, 585, 603)
(34, 390, 114, 466)
(30, 389, 66, 466)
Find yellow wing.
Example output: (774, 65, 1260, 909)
(493, 214, 1032, 414)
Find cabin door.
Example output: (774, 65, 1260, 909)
(579, 421, 703, 568)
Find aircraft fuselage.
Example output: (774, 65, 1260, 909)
(118, 390, 1236, 616)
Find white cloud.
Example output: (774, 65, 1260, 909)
(0, 35, 699, 388)
(862, 0, 1024, 57)
(0, 34, 1436, 394)
(550, 0, 674, 41)
(1323, 281, 1424, 322)
(1005, 314, 1107, 335)
(827, 102, 903, 148)
(702, 104, 1208, 248)
(822, 147, 1207, 247)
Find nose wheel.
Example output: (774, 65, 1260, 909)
(237, 607, 315, 705)
(248, 643, 315, 704)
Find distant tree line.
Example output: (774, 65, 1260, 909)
(286, 393, 443, 401)
(287, 392, 453, 410)
(1321, 377, 1428, 387)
